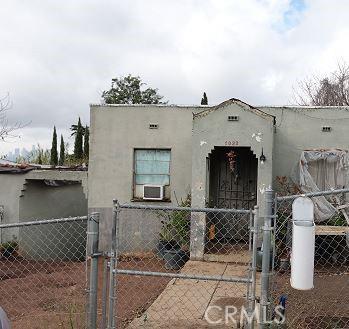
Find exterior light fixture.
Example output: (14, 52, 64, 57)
(260, 148, 266, 164)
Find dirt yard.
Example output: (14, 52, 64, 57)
(2, 253, 347, 329)
(273, 269, 349, 328)
(114, 255, 173, 328)
(0, 255, 171, 328)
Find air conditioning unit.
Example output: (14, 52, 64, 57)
(143, 185, 164, 200)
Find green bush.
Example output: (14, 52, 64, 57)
(159, 194, 191, 249)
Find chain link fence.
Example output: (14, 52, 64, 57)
(105, 202, 259, 328)
(0, 216, 89, 328)
(271, 190, 349, 329)
(2, 190, 347, 328)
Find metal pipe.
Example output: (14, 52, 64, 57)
(0, 215, 87, 228)
(247, 206, 259, 329)
(246, 209, 253, 321)
(0, 205, 4, 245)
(101, 256, 109, 329)
(88, 212, 100, 329)
(270, 194, 278, 297)
(276, 187, 349, 201)
(259, 188, 273, 328)
(107, 200, 119, 329)
(114, 269, 252, 283)
(118, 203, 250, 214)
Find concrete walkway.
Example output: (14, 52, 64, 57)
(128, 258, 260, 328)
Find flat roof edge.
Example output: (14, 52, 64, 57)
(90, 103, 205, 109)
(91, 103, 349, 110)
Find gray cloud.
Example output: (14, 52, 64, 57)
(1, 0, 349, 153)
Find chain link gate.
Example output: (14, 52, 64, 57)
(269, 188, 349, 329)
(103, 201, 261, 328)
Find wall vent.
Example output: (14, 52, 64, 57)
(228, 115, 239, 121)
(149, 123, 159, 129)
(143, 185, 164, 200)
(322, 126, 332, 132)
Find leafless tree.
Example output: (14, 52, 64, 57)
(294, 62, 349, 106)
(0, 94, 24, 141)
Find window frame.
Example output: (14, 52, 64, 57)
(132, 148, 172, 201)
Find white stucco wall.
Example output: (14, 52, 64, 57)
(88, 104, 194, 207)
(261, 106, 349, 181)
(0, 174, 26, 243)
(88, 104, 195, 251)
(191, 101, 274, 209)
(18, 178, 87, 260)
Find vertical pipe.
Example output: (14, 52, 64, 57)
(271, 194, 278, 288)
(107, 200, 119, 329)
(246, 209, 253, 314)
(0, 205, 3, 245)
(88, 212, 100, 329)
(259, 188, 273, 328)
(101, 256, 109, 329)
(247, 206, 259, 329)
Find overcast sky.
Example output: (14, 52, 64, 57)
(1, 0, 349, 155)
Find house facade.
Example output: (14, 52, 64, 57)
(88, 98, 349, 256)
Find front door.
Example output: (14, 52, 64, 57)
(208, 147, 257, 243)
(209, 147, 257, 209)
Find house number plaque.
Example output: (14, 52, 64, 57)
(224, 140, 239, 146)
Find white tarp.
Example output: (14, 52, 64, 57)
(292, 149, 349, 223)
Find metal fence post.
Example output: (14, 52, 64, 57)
(107, 200, 119, 329)
(101, 256, 109, 329)
(88, 212, 100, 329)
(259, 188, 273, 328)
(247, 206, 259, 329)
(246, 209, 253, 312)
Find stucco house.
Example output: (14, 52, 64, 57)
(88, 98, 349, 257)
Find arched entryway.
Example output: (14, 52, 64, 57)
(190, 98, 274, 260)
(205, 147, 257, 254)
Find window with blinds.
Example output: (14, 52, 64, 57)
(134, 149, 171, 186)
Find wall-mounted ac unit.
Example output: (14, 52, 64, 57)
(143, 185, 164, 200)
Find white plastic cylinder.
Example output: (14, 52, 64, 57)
(290, 197, 315, 290)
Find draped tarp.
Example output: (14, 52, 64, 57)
(291, 149, 349, 223)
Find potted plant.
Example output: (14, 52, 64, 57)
(0, 241, 18, 259)
(157, 222, 181, 258)
(157, 194, 191, 270)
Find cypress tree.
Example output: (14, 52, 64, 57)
(83, 126, 89, 161)
(37, 150, 43, 165)
(59, 134, 65, 166)
(74, 117, 83, 160)
(201, 92, 208, 105)
(50, 126, 58, 166)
